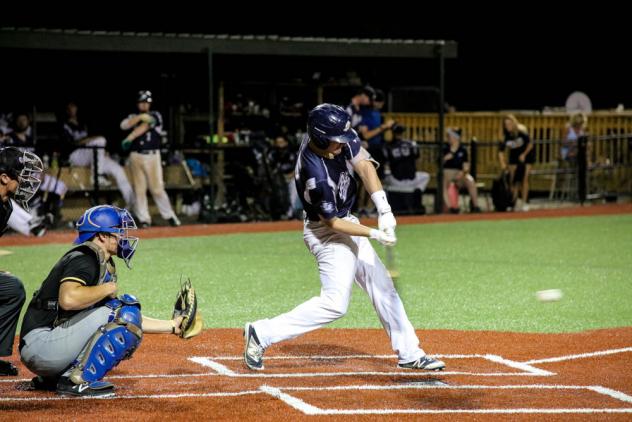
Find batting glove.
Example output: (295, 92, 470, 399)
(370, 228, 397, 246)
(371, 190, 397, 232)
(121, 138, 133, 151)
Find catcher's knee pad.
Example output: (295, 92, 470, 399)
(69, 300, 142, 384)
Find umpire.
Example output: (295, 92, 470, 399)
(0, 147, 43, 376)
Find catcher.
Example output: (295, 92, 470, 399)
(18, 205, 202, 397)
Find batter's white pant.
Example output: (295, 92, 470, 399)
(69, 137, 134, 208)
(129, 151, 176, 223)
(253, 215, 425, 364)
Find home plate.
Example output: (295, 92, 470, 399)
(403, 377, 449, 387)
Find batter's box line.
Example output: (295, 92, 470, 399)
(188, 353, 554, 377)
(259, 384, 632, 415)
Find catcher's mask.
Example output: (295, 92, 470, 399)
(74, 205, 139, 268)
(0, 147, 43, 211)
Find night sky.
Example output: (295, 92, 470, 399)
(2, 9, 629, 120)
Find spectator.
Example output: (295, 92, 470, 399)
(345, 86, 375, 132)
(498, 114, 535, 211)
(61, 101, 135, 209)
(443, 128, 481, 213)
(358, 89, 395, 178)
(267, 135, 301, 219)
(561, 111, 587, 163)
(120, 91, 180, 228)
(382, 124, 429, 214)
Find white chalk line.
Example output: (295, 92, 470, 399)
(0, 390, 261, 402)
(524, 346, 632, 364)
(188, 353, 555, 377)
(0, 372, 222, 384)
(210, 353, 481, 361)
(260, 384, 632, 415)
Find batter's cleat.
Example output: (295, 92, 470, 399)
(56, 377, 115, 397)
(398, 356, 446, 371)
(30, 375, 59, 391)
(243, 322, 265, 370)
(0, 360, 18, 376)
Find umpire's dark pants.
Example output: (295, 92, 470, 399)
(0, 272, 26, 356)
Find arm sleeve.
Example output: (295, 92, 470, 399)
(345, 136, 371, 166)
(59, 254, 99, 287)
(120, 114, 136, 130)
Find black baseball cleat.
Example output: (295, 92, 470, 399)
(398, 356, 446, 371)
(243, 322, 265, 370)
(56, 377, 115, 397)
(0, 360, 18, 376)
(30, 375, 59, 391)
(168, 216, 181, 227)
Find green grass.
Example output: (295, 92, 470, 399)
(2, 214, 631, 333)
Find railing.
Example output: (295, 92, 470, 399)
(386, 111, 632, 194)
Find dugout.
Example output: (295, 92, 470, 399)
(0, 28, 458, 214)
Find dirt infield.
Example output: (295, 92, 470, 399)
(1, 203, 631, 419)
(1, 328, 631, 420)
(1, 202, 631, 247)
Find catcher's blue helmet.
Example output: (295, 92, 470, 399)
(307, 103, 357, 149)
(74, 205, 138, 268)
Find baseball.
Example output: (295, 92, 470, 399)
(536, 289, 563, 302)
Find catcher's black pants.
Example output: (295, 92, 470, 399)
(0, 272, 25, 356)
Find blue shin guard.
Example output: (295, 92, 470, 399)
(69, 302, 142, 384)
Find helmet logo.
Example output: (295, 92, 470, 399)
(344, 121, 351, 131)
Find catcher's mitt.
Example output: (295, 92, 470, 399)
(172, 278, 203, 339)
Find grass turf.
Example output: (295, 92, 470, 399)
(2, 214, 630, 333)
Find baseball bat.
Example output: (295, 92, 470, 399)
(385, 244, 400, 281)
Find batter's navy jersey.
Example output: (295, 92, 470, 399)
(295, 133, 365, 221)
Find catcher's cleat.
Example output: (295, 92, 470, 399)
(243, 322, 265, 370)
(30, 375, 59, 391)
(398, 356, 445, 371)
(56, 377, 115, 397)
(0, 360, 18, 376)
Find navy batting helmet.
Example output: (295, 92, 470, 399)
(75, 205, 139, 268)
(137, 90, 152, 103)
(307, 103, 357, 149)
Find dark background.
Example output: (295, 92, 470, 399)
(1, 9, 628, 139)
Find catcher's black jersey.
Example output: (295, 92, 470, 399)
(20, 247, 103, 337)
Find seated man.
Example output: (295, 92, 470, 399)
(443, 128, 481, 213)
(19, 205, 202, 397)
(61, 101, 135, 210)
(382, 124, 429, 214)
